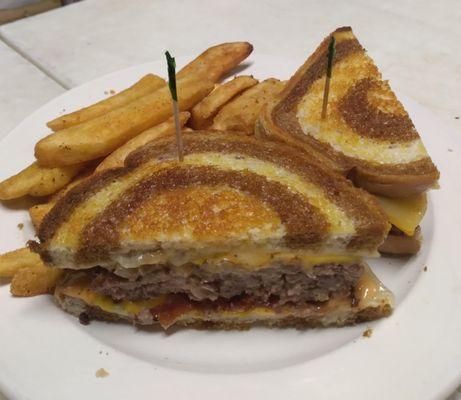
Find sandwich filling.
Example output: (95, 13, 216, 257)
(56, 262, 393, 329)
(91, 262, 362, 304)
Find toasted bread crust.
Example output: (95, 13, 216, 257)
(378, 226, 422, 255)
(34, 131, 389, 266)
(263, 27, 439, 197)
(38, 168, 129, 245)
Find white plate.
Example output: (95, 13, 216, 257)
(0, 54, 460, 400)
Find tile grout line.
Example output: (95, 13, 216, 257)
(0, 33, 70, 89)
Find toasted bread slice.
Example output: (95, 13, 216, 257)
(379, 226, 422, 255)
(32, 130, 389, 270)
(259, 27, 439, 197)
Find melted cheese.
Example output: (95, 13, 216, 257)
(375, 194, 427, 236)
(62, 286, 165, 316)
(113, 248, 360, 270)
(354, 266, 394, 309)
(222, 251, 360, 268)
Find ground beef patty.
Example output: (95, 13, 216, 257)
(90, 263, 363, 305)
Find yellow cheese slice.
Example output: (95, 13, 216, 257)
(375, 194, 427, 236)
(123, 249, 360, 270)
(205, 251, 359, 269)
(62, 286, 165, 317)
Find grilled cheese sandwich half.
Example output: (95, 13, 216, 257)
(32, 131, 393, 329)
(258, 26, 438, 255)
(258, 26, 439, 198)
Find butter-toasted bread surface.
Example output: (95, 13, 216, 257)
(259, 27, 439, 197)
(33, 130, 389, 270)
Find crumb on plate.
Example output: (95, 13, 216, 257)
(95, 368, 109, 378)
(362, 328, 373, 338)
(79, 312, 90, 325)
(17, 223, 24, 230)
(423, 266, 428, 272)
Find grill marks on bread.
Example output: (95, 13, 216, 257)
(338, 79, 419, 142)
(77, 166, 328, 263)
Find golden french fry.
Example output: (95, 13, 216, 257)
(28, 164, 101, 231)
(47, 74, 166, 131)
(29, 203, 54, 231)
(212, 78, 285, 134)
(0, 247, 43, 278)
(177, 42, 253, 83)
(11, 265, 63, 297)
(96, 112, 190, 172)
(35, 78, 213, 167)
(190, 76, 258, 129)
(0, 161, 85, 200)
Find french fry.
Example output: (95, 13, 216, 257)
(0, 161, 85, 200)
(47, 74, 166, 131)
(0, 247, 42, 278)
(212, 78, 285, 134)
(177, 42, 253, 83)
(11, 265, 63, 297)
(190, 76, 258, 129)
(28, 164, 100, 230)
(35, 77, 213, 167)
(29, 203, 54, 230)
(96, 112, 190, 172)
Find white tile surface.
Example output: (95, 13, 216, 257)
(0, 41, 62, 400)
(0, 0, 460, 130)
(0, 39, 63, 141)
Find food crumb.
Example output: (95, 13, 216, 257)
(79, 312, 90, 325)
(455, 116, 460, 120)
(95, 368, 109, 378)
(104, 90, 109, 95)
(363, 328, 373, 338)
(448, 149, 453, 152)
(17, 223, 24, 230)
(423, 266, 428, 272)
(109, 89, 116, 95)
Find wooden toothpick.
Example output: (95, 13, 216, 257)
(321, 36, 336, 120)
(165, 51, 183, 161)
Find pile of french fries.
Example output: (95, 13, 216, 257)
(0, 42, 285, 297)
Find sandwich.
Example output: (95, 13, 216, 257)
(31, 131, 393, 329)
(258, 27, 439, 255)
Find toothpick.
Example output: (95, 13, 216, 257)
(321, 36, 336, 120)
(165, 51, 183, 161)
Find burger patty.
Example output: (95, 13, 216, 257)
(90, 263, 363, 305)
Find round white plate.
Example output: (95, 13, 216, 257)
(0, 54, 460, 400)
